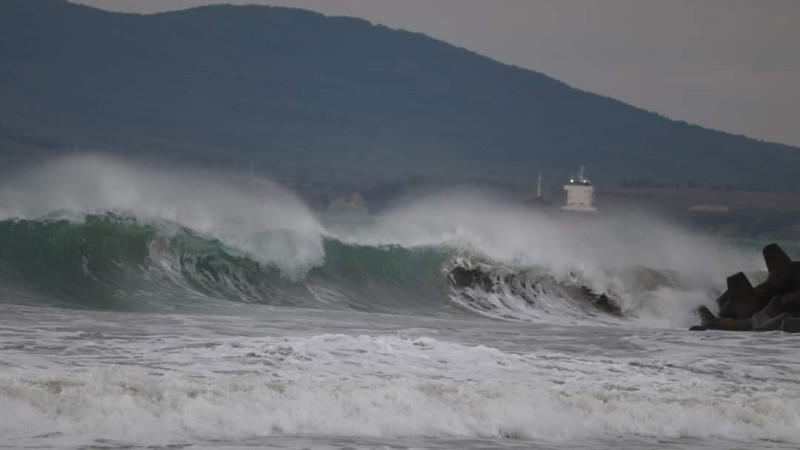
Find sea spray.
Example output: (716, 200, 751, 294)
(327, 190, 763, 325)
(0, 155, 325, 279)
(1, 159, 798, 450)
(0, 157, 766, 326)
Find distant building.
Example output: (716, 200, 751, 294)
(563, 166, 597, 213)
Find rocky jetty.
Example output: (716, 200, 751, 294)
(691, 243, 800, 332)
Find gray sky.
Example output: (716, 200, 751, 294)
(71, 0, 800, 147)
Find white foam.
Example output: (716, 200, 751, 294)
(0, 159, 770, 324)
(2, 332, 799, 446)
(328, 190, 762, 325)
(0, 155, 325, 278)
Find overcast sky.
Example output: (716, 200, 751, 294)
(71, 0, 800, 147)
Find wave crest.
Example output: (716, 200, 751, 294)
(0, 157, 769, 327)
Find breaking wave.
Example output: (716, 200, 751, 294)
(0, 156, 767, 327)
(0, 213, 449, 313)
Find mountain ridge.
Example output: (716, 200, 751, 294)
(1, 0, 798, 191)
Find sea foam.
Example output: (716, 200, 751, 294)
(1, 333, 799, 446)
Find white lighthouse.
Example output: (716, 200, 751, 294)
(563, 166, 597, 213)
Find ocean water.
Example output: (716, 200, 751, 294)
(1, 156, 799, 450)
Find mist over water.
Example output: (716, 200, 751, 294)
(330, 190, 761, 325)
(0, 155, 763, 325)
(1, 156, 796, 450)
(0, 155, 325, 279)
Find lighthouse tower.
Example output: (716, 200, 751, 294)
(563, 166, 597, 213)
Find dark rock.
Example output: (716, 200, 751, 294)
(781, 317, 800, 333)
(763, 243, 791, 274)
(716, 317, 754, 331)
(692, 244, 800, 332)
(714, 290, 731, 309)
(790, 261, 800, 293)
(753, 312, 789, 332)
(751, 298, 782, 330)
(752, 250, 798, 306)
(697, 306, 718, 329)
(781, 291, 800, 316)
(695, 305, 752, 331)
(718, 272, 760, 319)
(752, 291, 800, 331)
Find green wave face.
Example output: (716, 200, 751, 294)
(0, 214, 456, 314)
(0, 214, 158, 309)
(0, 213, 710, 324)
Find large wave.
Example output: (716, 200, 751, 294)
(328, 190, 764, 325)
(0, 213, 452, 313)
(0, 156, 766, 326)
(0, 154, 325, 279)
